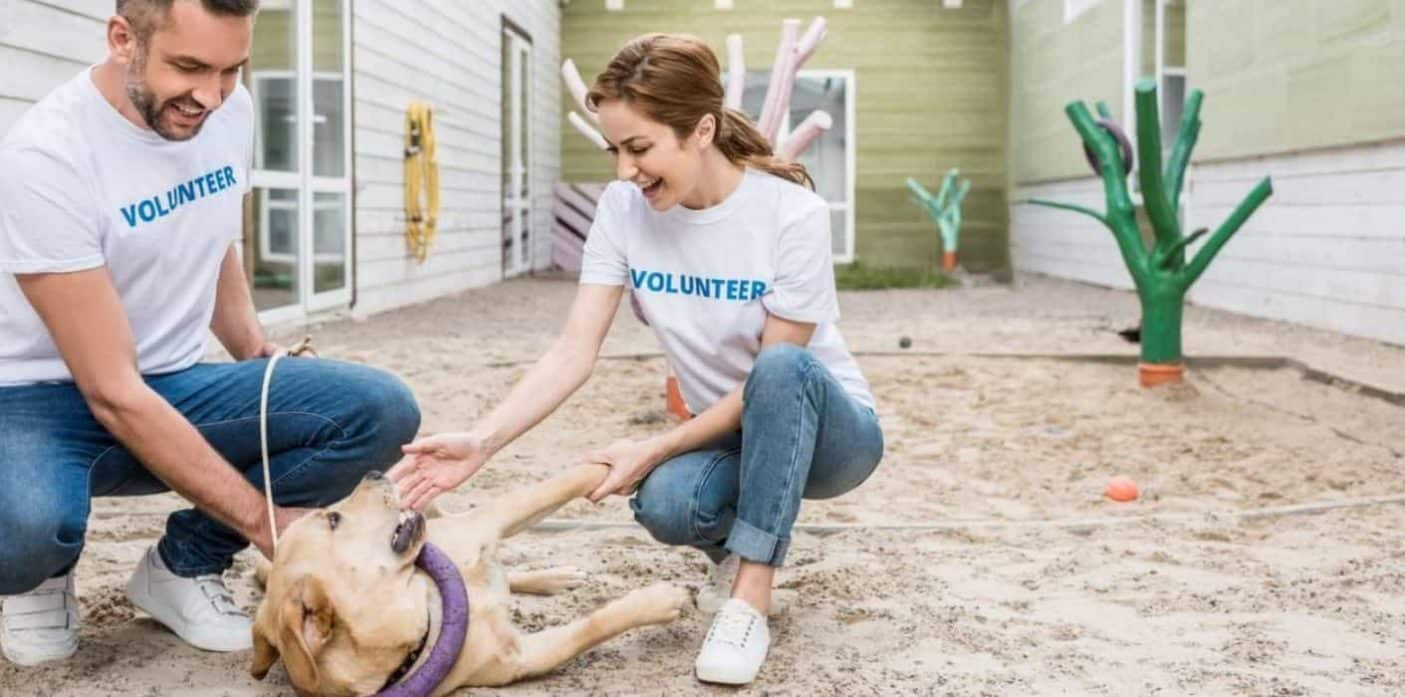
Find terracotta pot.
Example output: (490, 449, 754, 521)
(665, 375, 691, 420)
(941, 251, 957, 272)
(1138, 361, 1185, 388)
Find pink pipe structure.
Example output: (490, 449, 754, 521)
(757, 17, 828, 143)
(781, 110, 833, 162)
(756, 19, 801, 143)
(561, 59, 608, 151)
(724, 34, 746, 111)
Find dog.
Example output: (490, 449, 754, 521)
(250, 464, 689, 696)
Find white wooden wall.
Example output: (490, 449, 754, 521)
(350, 0, 561, 318)
(1011, 139, 1405, 347)
(0, 1, 108, 134)
(0, 0, 563, 320)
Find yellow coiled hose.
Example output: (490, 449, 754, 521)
(404, 101, 439, 263)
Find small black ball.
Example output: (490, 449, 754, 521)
(899, 336, 912, 349)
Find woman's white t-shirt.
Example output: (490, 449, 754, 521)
(579, 170, 875, 414)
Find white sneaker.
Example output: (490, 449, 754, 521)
(1, 573, 80, 666)
(696, 555, 793, 617)
(695, 598, 770, 685)
(125, 546, 251, 652)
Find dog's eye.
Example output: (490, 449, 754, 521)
(326, 511, 341, 530)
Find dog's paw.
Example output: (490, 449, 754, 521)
(628, 583, 690, 625)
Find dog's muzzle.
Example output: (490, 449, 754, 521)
(392, 510, 426, 554)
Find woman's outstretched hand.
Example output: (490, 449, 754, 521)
(585, 438, 666, 503)
(388, 432, 491, 510)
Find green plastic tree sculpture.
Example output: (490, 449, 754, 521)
(1029, 79, 1273, 387)
(906, 168, 970, 272)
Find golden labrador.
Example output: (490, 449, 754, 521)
(250, 464, 688, 696)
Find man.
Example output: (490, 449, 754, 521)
(0, 0, 420, 665)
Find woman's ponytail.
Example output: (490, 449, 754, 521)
(716, 108, 813, 189)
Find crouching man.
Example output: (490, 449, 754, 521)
(0, 0, 419, 665)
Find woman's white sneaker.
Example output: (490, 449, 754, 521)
(694, 598, 770, 685)
(0, 573, 80, 666)
(124, 546, 251, 652)
(696, 555, 794, 617)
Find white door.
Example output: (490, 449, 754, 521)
(501, 24, 533, 277)
(245, 0, 353, 323)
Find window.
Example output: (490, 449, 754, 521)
(1144, 0, 1187, 153)
(243, 0, 352, 320)
(739, 70, 857, 263)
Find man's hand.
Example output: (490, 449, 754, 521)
(388, 431, 493, 510)
(252, 335, 317, 359)
(248, 505, 313, 560)
(585, 438, 665, 503)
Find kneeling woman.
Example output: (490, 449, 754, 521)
(389, 33, 883, 686)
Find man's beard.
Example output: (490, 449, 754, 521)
(124, 48, 205, 141)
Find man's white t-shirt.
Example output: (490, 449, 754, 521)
(0, 67, 254, 386)
(580, 170, 875, 414)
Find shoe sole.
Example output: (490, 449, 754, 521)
(695, 664, 761, 685)
(1, 635, 78, 666)
(125, 578, 251, 653)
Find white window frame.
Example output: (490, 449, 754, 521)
(501, 23, 534, 278)
(248, 0, 354, 325)
(774, 69, 858, 264)
(1122, 0, 1188, 218)
(251, 71, 349, 266)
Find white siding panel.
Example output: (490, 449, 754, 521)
(1010, 177, 1136, 291)
(0, 0, 107, 135)
(350, 0, 561, 319)
(1010, 139, 1405, 347)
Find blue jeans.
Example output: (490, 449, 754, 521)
(630, 345, 884, 567)
(0, 359, 420, 594)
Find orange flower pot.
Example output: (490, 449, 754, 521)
(941, 251, 957, 272)
(1138, 361, 1184, 388)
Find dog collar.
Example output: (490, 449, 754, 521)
(373, 543, 470, 697)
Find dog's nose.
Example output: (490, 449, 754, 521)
(364, 470, 385, 482)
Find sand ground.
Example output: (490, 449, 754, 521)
(3, 273, 1403, 696)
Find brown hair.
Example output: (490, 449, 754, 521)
(586, 33, 813, 189)
(117, 0, 260, 41)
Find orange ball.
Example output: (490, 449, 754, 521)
(1105, 476, 1139, 502)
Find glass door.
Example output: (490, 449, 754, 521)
(245, 0, 352, 322)
(501, 22, 533, 277)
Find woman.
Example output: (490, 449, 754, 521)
(389, 33, 883, 686)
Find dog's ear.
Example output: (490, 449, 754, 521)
(250, 613, 279, 680)
(274, 575, 337, 691)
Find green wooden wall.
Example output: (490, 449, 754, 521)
(560, 0, 1011, 272)
(1190, 0, 1405, 160)
(1009, 0, 1126, 185)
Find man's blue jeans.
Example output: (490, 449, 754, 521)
(0, 358, 420, 594)
(630, 344, 884, 567)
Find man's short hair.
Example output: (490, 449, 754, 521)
(116, 0, 260, 40)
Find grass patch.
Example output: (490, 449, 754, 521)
(834, 262, 955, 290)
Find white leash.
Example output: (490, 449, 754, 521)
(257, 337, 316, 552)
(259, 352, 284, 551)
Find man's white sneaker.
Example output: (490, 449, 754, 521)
(1, 573, 80, 666)
(696, 555, 793, 617)
(695, 598, 770, 685)
(125, 546, 251, 652)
